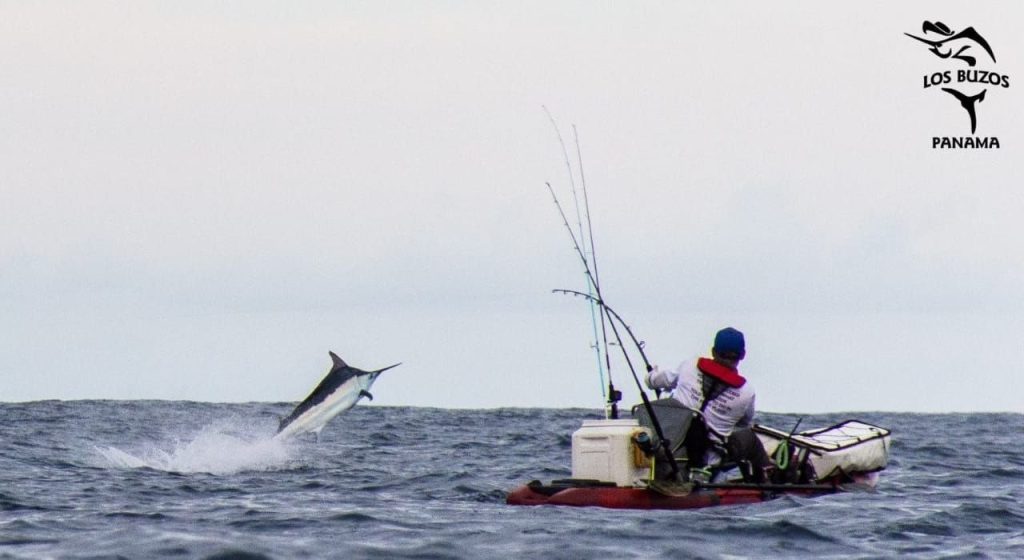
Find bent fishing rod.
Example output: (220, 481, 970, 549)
(553, 289, 654, 375)
(545, 182, 683, 481)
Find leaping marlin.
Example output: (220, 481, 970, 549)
(274, 352, 399, 441)
(904, 21, 996, 67)
(942, 88, 986, 134)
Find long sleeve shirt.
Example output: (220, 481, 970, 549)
(646, 358, 756, 442)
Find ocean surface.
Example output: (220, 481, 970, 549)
(1, 402, 1022, 559)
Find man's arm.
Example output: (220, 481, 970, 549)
(645, 364, 680, 391)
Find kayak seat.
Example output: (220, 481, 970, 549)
(632, 399, 729, 481)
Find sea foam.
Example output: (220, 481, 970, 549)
(94, 420, 297, 475)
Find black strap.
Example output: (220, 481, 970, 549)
(698, 373, 730, 445)
(676, 371, 732, 469)
(699, 374, 728, 414)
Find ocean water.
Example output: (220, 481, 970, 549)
(1, 402, 1022, 559)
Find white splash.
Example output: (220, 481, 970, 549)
(94, 421, 299, 475)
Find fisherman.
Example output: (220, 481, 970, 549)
(645, 327, 772, 482)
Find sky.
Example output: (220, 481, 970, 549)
(2, 2, 1022, 413)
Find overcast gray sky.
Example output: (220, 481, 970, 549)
(3, 2, 1022, 412)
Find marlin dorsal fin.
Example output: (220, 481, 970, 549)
(328, 351, 348, 369)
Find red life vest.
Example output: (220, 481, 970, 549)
(696, 357, 746, 388)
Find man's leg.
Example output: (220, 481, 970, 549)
(726, 428, 772, 483)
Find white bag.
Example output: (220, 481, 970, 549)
(755, 420, 891, 481)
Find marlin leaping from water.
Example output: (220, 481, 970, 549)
(904, 21, 996, 67)
(274, 352, 399, 441)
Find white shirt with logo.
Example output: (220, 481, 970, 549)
(647, 358, 756, 442)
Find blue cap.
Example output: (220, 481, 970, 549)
(713, 327, 746, 360)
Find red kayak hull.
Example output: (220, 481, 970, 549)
(506, 483, 838, 510)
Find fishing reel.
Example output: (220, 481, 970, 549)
(605, 386, 622, 419)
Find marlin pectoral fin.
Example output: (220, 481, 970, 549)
(956, 53, 977, 67)
(360, 389, 374, 401)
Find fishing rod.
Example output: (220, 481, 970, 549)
(543, 107, 614, 413)
(544, 185, 682, 481)
(572, 125, 617, 410)
(544, 182, 621, 417)
(553, 289, 653, 375)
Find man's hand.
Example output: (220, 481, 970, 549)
(644, 365, 660, 390)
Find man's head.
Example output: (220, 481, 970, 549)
(712, 327, 745, 364)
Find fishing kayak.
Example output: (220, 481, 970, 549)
(506, 478, 870, 510)
(507, 417, 890, 510)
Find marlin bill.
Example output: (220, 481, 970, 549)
(275, 352, 399, 440)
